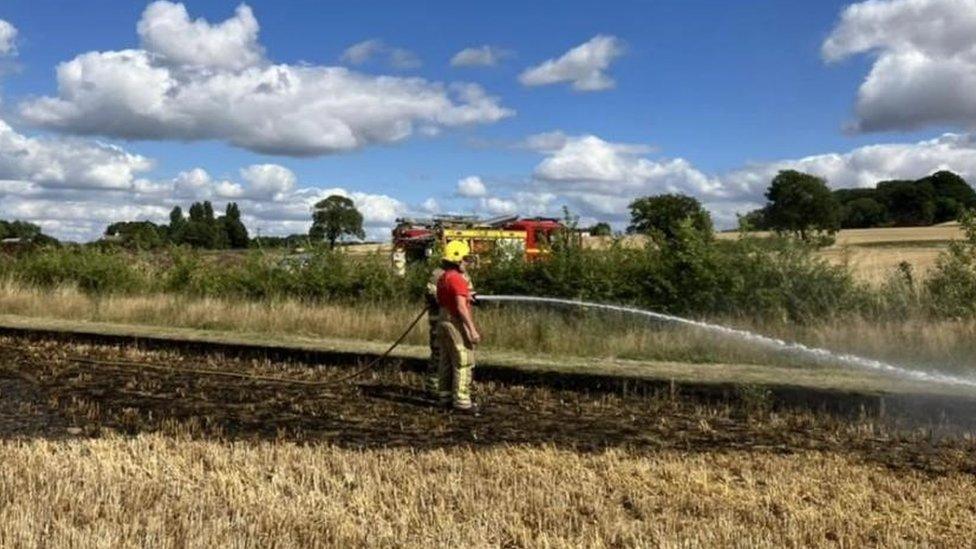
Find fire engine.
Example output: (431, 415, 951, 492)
(391, 215, 565, 263)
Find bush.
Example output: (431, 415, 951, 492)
(6, 231, 969, 324)
(9, 247, 146, 294)
(925, 210, 976, 317)
(474, 222, 861, 323)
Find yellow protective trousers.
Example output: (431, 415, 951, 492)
(436, 316, 475, 407)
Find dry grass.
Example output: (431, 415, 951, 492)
(716, 224, 964, 246)
(594, 226, 961, 284)
(820, 245, 945, 285)
(3, 281, 976, 374)
(2, 437, 975, 547)
(715, 225, 964, 285)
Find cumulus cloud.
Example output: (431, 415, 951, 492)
(137, 1, 263, 70)
(0, 111, 406, 240)
(519, 35, 623, 91)
(456, 175, 487, 197)
(723, 132, 976, 195)
(477, 196, 517, 216)
(451, 45, 510, 67)
(240, 163, 296, 199)
(172, 168, 215, 198)
(339, 39, 384, 65)
(823, 0, 976, 132)
(466, 131, 976, 229)
(0, 19, 17, 56)
(0, 118, 153, 190)
(19, 3, 510, 156)
(340, 39, 421, 69)
(532, 134, 722, 198)
(420, 197, 440, 213)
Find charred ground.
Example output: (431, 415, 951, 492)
(1, 336, 974, 477)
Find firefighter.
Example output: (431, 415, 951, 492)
(424, 263, 445, 397)
(434, 240, 481, 412)
(425, 256, 474, 400)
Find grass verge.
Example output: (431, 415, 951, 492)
(2, 282, 976, 376)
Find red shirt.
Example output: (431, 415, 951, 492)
(436, 269, 470, 318)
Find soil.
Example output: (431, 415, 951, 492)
(1, 336, 974, 476)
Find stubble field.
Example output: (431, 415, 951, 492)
(1, 336, 975, 547)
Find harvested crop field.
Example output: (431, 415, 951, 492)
(1, 336, 976, 546)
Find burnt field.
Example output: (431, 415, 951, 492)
(1, 335, 974, 475)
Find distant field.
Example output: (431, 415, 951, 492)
(716, 224, 963, 284)
(814, 225, 960, 284)
(585, 225, 962, 283)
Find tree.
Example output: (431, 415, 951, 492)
(876, 179, 935, 226)
(0, 219, 56, 245)
(104, 221, 164, 249)
(167, 206, 186, 243)
(182, 201, 218, 248)
(627, 194, 713, 243)
(0, 220, 42, 240)
(223, 202, 250, 248)
(203, 201, 215, 222)
(920, 171, 976, 223)
(737, 208, 768, 231)
(763, 170, 840, 242)
(841, 197, 887, 228)
(588, 222, 613, 237)
(310, 195, 365, 249)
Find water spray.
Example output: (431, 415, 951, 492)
(477, 294, 976, 390)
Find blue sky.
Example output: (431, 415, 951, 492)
(0, 0, 975, 240)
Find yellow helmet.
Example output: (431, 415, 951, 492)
(443, 240, 471, 263)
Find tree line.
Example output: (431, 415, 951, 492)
(105, 202, 250, 250)
(102, 195, 367, 250)
(1, 170, 972, 251)
(624, 169, 976, 246)
(739, 169, 976, 238)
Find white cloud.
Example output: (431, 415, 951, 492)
(0, 118, 153, 190)
(420, 197, 440, 213)
(823, 0, 976, 131)
(478, 196, 517, 216)
(340, 39, 421, 70)
(137, 1, 263, 70)
(240, 163, 296, 199)
(0, 19, 17, 56)
(521, 131, 571, 152)
(456, 175, 487, 197)
(340, 39, 384, 65)
(173, 168, 214, 197)
(389, 48, 422, 70)
(214, 180, 245, 199)
(532, 134, 721, 197)
(723, 132, 976, 196)
(0, 112, 407, 241)
(19, 4, 509, 156)
(519, 35, 623, 91)
(451, 45, 510, 67)
(471, 131, 976, 230)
